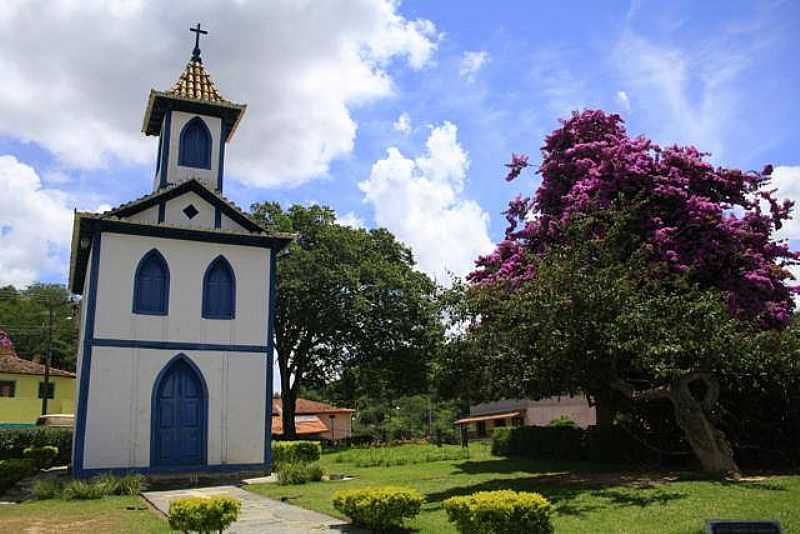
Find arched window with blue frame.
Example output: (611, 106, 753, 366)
(178, 116, 212, 169)
(133, 249, 170, 315)
(202, 255, 236, 319)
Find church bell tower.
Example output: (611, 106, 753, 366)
(142, 24, 246, 193)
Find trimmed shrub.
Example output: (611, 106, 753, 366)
(32, 479, 61, 500)
(490, 425, 657, 465)
(91, 473, 121, 495)
(23, 445, 59, 469)
(333, 486, 423, 532)
(117, 473, 145, 495)
(276, 462, 324, 485)
(271, 440, 321, 466)
(0, 428, 72, 464)
(491, 427, 513, 456)
(0, 458, 36, 494)
(62, 479, 105, 500)
(548, 416, 577, 428)
(168, 496, 241, 534)
(444, 490, 554, 534)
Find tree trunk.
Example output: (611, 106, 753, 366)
(612, 373, 740, 478)
(668, 374, 740, 478)
(281, 373, 297, 439)
(590, 389, 618, 428)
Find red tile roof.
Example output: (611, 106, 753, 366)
(272, 398, 355, 416)
(454, 411, 523, 425)
(0, 329, 75, 378)
(0, 354, 75, 378)
(271, 414, 329, 436)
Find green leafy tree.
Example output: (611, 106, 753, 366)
(0, 284, 79, 371)
(250, 203, 442, 438)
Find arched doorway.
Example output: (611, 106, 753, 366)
(151, 354, 208, 467)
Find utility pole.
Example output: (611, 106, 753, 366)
(41, 301, 54, 416)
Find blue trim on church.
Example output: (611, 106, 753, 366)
(91, 338, 268, 353)
(78, 462, 270, 477)
(158, 111, 172, 189)
(264, 248, 277, 469)
(217, 123, 227, 192)
(73, 232, 102, 478)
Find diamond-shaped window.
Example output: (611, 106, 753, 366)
(183, 204, 199, 219)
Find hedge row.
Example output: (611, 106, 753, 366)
(492, 425, 658, 464)
(0, 428, 72, 464)
(271, 441, 321, 466)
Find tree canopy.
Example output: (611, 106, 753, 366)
(453, 110, 799, 476)
(251, 202, 443, 438)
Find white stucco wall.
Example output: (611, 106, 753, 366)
(77, 232, 273, 470)
(93, 233, 270, 346)
(166, 111, 222, 190)
(82, 347, 266, 469)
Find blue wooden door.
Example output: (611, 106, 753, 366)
(153, 358, 206, 467)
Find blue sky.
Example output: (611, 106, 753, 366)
(0, 0, 798, 288)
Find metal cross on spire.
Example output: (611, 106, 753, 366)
(190, 23, 208, 63)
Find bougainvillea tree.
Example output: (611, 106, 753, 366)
(465, 110, 798, 476)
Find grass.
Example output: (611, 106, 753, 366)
(247, 442, 800, 533)
(0, 495, 170, 533)
(331, 443, 471, 467)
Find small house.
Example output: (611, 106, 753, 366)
(271, 398, 354, 442)
(454, 396, 596, 438)
(0, 330, 75, 425)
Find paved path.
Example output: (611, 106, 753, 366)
(142, 485, 365, 533)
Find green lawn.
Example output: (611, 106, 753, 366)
(247, 442, 800, 533)
(0, 495, 170, 533)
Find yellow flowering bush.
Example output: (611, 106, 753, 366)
(167, 495, 241, 534)
(444, 490, 554, 534)
(333, 486, 423, 532)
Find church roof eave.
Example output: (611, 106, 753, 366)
(142, 90, 246, 142)
(68, 210, 295, 295)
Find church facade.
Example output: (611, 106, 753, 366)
(68, 32, 292, 477)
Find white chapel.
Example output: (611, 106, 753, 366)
(68, 26, 291, 476)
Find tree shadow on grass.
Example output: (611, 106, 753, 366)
(428, 462, 693, 518)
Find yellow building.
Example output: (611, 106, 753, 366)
(0, 333, 75, 425)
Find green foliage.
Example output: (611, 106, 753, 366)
(332, 486, 423, 532)
(351, 395, 462, 444)
(0, 427, 72, 463)
(0, 284, 79, 371)
(116, 473, 145, 496)
(167, 496, 241, 533)
(0, 458, 36, 494)
(23, 445, 59, 469)
(32, 479, 61, 499)
(444, 490, 554, 534)
(333, 443, 469, 467)
(548, 416, 577, 428)
(250, 202, 443, 437)
(276, 462, 324, 485)
(62, 479, 105, 500)
(491, 425, 657, 464)
(271, 440, 321, 466)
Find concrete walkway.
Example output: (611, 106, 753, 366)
(142, 485, 366, 533)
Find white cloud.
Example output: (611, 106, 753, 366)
(613, 30, 752, 161)
(393, 112, 412, 135)
(0, 156, 74, 287)
(338, 211, 366, 229)
(616, 90, 631, 111)
(459, 50, 490, 83)
(359, 122, 494, 282)
(0, 1, 440, 187)
(765, 166, 800, 241)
